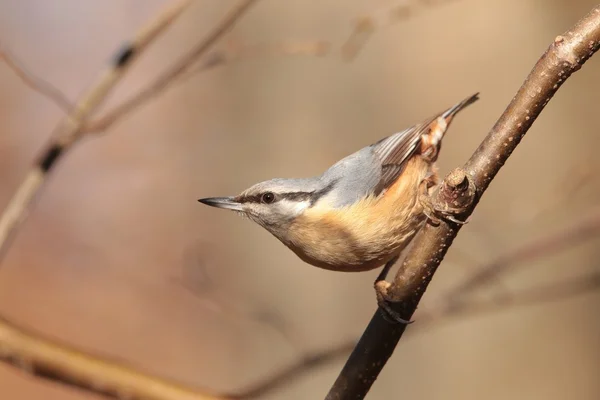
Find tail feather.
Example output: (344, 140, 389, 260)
(420, 92, 480, 161)
(442, 92, 480, 120)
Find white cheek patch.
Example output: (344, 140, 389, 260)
(280, 199, 310, 215)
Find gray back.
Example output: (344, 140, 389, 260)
(317, 147, 382, 208)
(316, 122, 426, 208)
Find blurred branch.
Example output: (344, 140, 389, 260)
(0, 0, 247, 399)
(327, 5, 600, 399)
(225, 251, 600, 399)
(514, 156, 595, 225)
(80, 0, 468, 132)
(85, 0, 469, 132)
(0, 45, 73, 113)
(178, 39, 331, 81)
(228, 342, 356, 400)
(0, 0, 192, 262)
(0, 0, 469, 134)
(84, 0, 259, 133)
(231, 271, 600, 399)
(419, 271, 600, 324)
(440, 204, 600, 305)
(0, 317, 223, 400)
(342, 0, 463, 61)
(0, 1, 333, 399)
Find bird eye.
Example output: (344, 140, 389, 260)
(261, 192, 275, 204)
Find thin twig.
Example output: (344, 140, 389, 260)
(83, 0, 465, 132)
(0, 317, 224, 400)
(226, 267, 600, 399)
(84, 0, 259, 133)
(0, 46, 73, 113)
(419, 271, 600, 324)
(228, 342, 356, 400)
(443, 204, 600, 303)
(0, 1, 250, 399)
(341, 0, 463, 61)
(177, 39, 331, 82)
(327, 5, 600, 399)
(0, 0, 192, 263)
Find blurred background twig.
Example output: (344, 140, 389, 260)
(0, 46, 73, 113)
(0, 0, 193, 262)
(0, 0, 256, 398)
(0, 316, 223, 400)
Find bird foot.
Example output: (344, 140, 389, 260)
(420, 191, 470, 225)
(374, 280, 414, 325)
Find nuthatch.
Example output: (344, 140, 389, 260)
(199, 93, 479, 323)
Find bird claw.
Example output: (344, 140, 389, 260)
(443, 213, 469, 225)
(420, 193, 469, 226)
(426, 207, 470, 225)
(374, 280, 414, 325)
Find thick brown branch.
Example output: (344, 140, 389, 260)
(327, 5, 600, 399)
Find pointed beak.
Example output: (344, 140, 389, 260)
(198, 196, 243, 212)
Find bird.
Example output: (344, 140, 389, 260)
(199, 93, 479, 323)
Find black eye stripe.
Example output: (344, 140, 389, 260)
(236, 194, 262, 204)
(236, 181, 336, 205)
(237, 191, 311, 204)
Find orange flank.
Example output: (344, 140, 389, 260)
(287, 157, 430, 272)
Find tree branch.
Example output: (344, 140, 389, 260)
(0, 46, 73, 113)
(0, 317, 223, 400)
(84, 0, 467, 133)
(0, 0, 261, 398)
(0, 0, 192, 263)
(439, 204, 600, 306)
(176, 39, 331, 83)
(419, 271, 600, 325)
(326, 5, 600, 399)
(84, 0, 259, 134)
(342, 0, 464, 61)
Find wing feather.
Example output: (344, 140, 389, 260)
(371, 116, 436, 194)
(371, 92, 479, 194)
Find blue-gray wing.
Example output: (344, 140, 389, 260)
(372, 92, 479, 193)
(371, 116, 437, 195)
(319, 119, 435, 209)
(319, 93, 479, 208)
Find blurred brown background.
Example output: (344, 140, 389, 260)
(0, 0, 599, 399)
